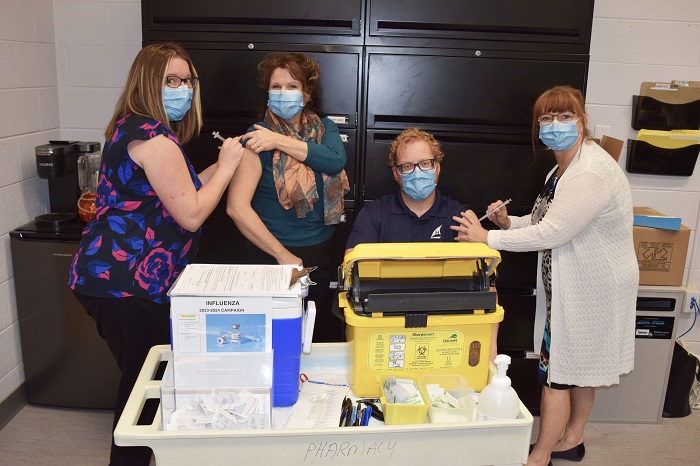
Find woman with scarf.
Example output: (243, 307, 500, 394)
(227, 52, 348, 342)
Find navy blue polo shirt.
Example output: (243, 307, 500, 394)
(346, 189, 470, 250)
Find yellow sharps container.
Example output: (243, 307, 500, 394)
(339, 242, 504, 398)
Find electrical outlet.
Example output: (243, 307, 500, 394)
(684, 288, 700, 314)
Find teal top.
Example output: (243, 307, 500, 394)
(248, 117, 346, 247)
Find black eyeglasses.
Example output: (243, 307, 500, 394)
(395, 158, 436, 174)
(165, 75, 199, 89)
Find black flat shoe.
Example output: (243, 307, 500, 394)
(550, 443, 585, 461)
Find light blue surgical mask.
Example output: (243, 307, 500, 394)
(163, 86, 193, 121)
(268, 90, 304, 120)
(400, 168, 436, 201)
(539, 120, 580, 151)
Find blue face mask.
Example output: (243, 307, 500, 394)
(400, 168, 436, 201)
(539, 120, 580, 151)
(163, 86, 193, 121)
(268, 90, 304, 120)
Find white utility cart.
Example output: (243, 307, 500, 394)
(115, 343, 533, 466)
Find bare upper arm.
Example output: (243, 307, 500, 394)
(227, 150, 262, 210)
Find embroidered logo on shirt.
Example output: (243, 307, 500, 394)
(430, 225, 442, 239)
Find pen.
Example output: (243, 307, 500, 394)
(349, 405, 357, 427)
(339, 397, 347, 427)
(361, 405, 372, 426)
(478, 198, 512, 222)
(339, 396, 352, 427)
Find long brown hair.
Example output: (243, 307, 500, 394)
(531, 85, 591, 149)
(257, 52, 324, 116)
(104, 42, 202, 144)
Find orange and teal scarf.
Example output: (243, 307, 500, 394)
(265, 109, 349, 225)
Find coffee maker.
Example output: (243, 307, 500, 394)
(34, 140, 101, 228)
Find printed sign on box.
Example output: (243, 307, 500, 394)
(172, 295, 271, 354)
(637, 240, 675, 272)
(168, 264, 301, 354)
(633, 207, 690, 286)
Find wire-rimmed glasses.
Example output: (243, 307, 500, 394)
(537, 112, 578, 126)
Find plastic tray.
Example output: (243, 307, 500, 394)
(115, 344, 533, 466)
(379, 374, 429, 425)
(423, 374, 477, 423)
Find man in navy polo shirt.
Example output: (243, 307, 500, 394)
(344, 128, 498, 360)
(345, 128, 470, 253)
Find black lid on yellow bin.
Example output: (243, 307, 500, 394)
(339, 243, 500, 319)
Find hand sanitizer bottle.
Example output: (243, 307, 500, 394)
(477, 354, 520, 421)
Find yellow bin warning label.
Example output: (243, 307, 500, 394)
(368, 329, 465, 371)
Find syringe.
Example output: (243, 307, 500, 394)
(478, 198, 512, 221)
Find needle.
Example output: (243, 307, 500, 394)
(212, 131, 225, 142)
(479, 198, 512, 221)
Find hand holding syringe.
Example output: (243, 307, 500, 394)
(210, 131, 246, 171)
(478, 198, 512, 221)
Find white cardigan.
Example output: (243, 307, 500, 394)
(488, 141, 639, 387)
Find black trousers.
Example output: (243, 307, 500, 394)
(74, 292, 171, 466)
(246, 237, 344, 342)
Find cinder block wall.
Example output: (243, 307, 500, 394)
(0, 0, 61, 406)
(0, 0, 141, 405)
(585, 1, 700, 352)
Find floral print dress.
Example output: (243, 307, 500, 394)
(69, 114, 202, 303)
(532, 171, 561, 386)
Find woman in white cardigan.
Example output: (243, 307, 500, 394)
(453, 86, 638, 466)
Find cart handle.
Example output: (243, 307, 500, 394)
(114, 345, 169, 443)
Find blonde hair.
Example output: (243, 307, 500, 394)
(531, 85, 591, 147)
(105, 42, 202, 144)
(387, 128, 445, 166)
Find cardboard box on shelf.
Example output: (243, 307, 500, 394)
(633, 207, 690, 286)
(592, 135, 624, 162)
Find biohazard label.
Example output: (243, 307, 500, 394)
(637, 241, 674, 272)
(367, 329, 465, 371)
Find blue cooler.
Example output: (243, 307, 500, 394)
(272, 298, 315, 406)
(168, 264, 316, 408)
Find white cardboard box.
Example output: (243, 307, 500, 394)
(168, 264, 303, 356)
(167, 264, 304, 392)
